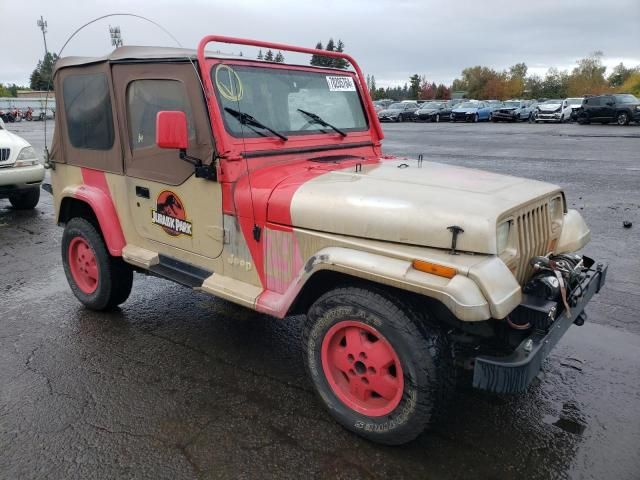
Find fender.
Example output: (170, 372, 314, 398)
(257, 247, 494, 322)
(60, 184, 126, 256)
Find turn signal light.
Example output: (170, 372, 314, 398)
(412, 260, 457, 279)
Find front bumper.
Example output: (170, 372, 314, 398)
(492, 112, 517, 121)
(0, 164, 45, 197)
(536, 112, 562, 122)
(378, 115, 398, 122)
(472, 259, 607, 394)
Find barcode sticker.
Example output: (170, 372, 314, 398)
(326, 76, 356, 92)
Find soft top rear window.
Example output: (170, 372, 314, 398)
(211, 64, 368, 139)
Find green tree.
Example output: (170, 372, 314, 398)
(324, 38, 336, 68)
(29, 52, 58, 91)
(310, 42, 324, 66)
(541, 68, 569, 98)
(408, 74, 421, 99)
(525, 74, 544, 99)
(274, 51, 285, 63)
(257, 49, 264, 60)
(509, 62, 528, 80)
(264, 50, 274, 62)
(333, 40, 349, 69)
(0, 84, 10, 96)
(608, 62, 636, 88)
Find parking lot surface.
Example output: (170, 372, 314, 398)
(1, 121, 639, 479)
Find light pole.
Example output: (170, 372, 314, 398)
(37, 16, 48, 55)
(109, 25, 123, 48)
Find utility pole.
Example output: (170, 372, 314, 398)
(109, 25, 123, 48)
(37, 16, 48, 55)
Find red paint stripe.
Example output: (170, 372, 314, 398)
(76, 168, 126, 256)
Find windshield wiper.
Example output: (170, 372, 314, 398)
(297, 109, 347, 137)
(224, 107, 288, 141)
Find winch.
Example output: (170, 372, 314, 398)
(508, 253, 595, 331)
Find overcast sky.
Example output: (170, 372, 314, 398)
(1, 0, 639, 87)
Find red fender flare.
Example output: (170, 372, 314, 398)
(72, 168, 126, 256)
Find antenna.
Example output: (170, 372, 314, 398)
(37, 16, 48, 55)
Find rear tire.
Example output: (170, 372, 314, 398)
(303, 287, 455, 445)
(9, 188, 40, 209)
(62, 217, 133, 310)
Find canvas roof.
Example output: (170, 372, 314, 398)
(54, 45, 247, 71)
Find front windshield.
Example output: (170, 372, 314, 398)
(504, 101, 521, 107)
(616, 94, 639, 104)
(388, 103, 404, 109)
(212, 64, 368, 138)
(421, 103, 442, 109)
(566, 98, 582, 105)
(458, 102, 477, 108)
(543, 99, 562, 104)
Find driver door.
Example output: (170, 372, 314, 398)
(112, 63, 224, 262)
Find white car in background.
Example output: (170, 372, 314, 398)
(535, 97, 583, 123)
(0, 118, 45, 209)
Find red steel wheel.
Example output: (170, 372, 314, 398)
(321, 320, 404, 417)
(67, 236, 99, 294)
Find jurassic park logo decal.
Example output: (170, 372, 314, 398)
(151, 191, 193, 237)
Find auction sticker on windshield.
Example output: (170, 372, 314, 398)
(326, 76, 356, 92)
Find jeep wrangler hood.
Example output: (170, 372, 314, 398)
(267, 159, 560, 254)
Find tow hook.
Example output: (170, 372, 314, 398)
(574, 312, 587, 326)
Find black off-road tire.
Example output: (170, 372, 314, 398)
(303, 287, 455, 445)
(9, 187, 40, 209)
(62, 217, 133, 310)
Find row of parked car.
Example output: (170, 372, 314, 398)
(374, 94, 640, 126)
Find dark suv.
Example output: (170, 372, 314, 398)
(576, 94, 640, 125)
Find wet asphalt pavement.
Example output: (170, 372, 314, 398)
(1, 120, 639, 479)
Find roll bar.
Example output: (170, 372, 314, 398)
(196, 35, 384, 143)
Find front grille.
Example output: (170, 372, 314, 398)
(0, 148, 10, 162)
(514, 202, 551, 284)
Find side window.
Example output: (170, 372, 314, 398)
(63, 73, 114, 150)
(126, 79, 194, 151)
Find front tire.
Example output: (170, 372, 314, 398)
(62, 217, 133, 310)
(9, 188, 40, 209)
(617, 112, 630, 126)
(303, 287, 454, 445)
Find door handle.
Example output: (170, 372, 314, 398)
(135, 186, 150, 199)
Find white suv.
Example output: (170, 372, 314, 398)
(0, 118, 45, 209)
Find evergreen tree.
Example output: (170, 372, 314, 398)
(369, 75, 376, 96)
(310, 42, 324, 66)
(324, 38, 336, 68)
(264, 50, 274, 62)
(257, 50, 264, 60)
(409, 74, 421, 99)
(333, 40, 349, 69)
(274, 51, 285, 63)
(29, 52, 58, 91)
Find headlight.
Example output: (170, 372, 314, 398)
(14, 146, 38, 167)
(549, 196, 563, 219)
(549, 196, 563, 234)
(635, 105, 640, 111)
(496, 221, 511, 254)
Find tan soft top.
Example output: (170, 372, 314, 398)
(54, 45, 245, 72)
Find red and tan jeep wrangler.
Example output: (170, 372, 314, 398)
(48, 36, 607, 445)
